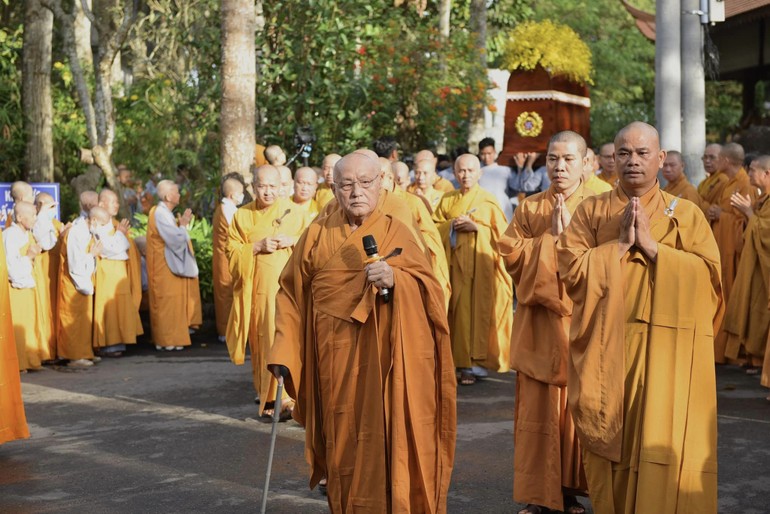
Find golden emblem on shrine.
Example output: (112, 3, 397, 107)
(515, 111, 544, 138)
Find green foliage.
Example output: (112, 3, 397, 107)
(705, 81, 742, 142)
(0, 25, 24, 180)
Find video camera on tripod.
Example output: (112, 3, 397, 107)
(286, 126, 316, 167)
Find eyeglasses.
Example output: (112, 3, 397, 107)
(334, 176, 379, 192)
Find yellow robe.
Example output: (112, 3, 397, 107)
(37, 218, 63, 359)
(268, 206, 456, 513)
(712, 168, 755, 362)
(57, 224, 94, 361)
(212, 204, 234, 338)
(0, 242, 29, 444)
(597, 170, 617, 187)
(663, 175, 702, 209)
(292, 197, 320, 219)
(697, 170, 729, 213)
(314, 184, 335, 209)
(585, 174, 613, 194)
(146, 206, 203, 347)
(226, 198, 310, 412)
(724, 194, 770, 363)
(407, 184, 444, 213)
(557, 183, 721, 514)
(92, 224, 143, 348)
(434, 175, 456, 193)
(498, 184, 594, 510)
(433, 185, 513, 372)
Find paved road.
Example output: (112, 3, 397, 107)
(1, 328, 768, 513)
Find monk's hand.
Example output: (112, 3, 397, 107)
(552, 194, 565, 236)
(618, 199, 636, 256)
(365, 260, 395, 290)
(253, 237, 279, 254)
(116, 218, 130, 235)
(453, 215, 478, 232)
(179, 208, 193, 227)
(26, 243, 42, 259)
(730, 192, 753, 218)
(633, 198, 658, 262)
(274, 234, 295, 249)
(90, 240, 103, 257)
(706, 204, 722, 221)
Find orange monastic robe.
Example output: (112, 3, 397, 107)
(146, 206, 203, 347)
(698, 170, 729, 213)
(292, 198, 320, 220)
(407, 184, 444, 213)
(57, 221, 95, 361)
(434, 175, 456, 193)
(724, 194, 770, 365)
(268, 206, 456, 513)
(226, 198, 310, 412)
(212, 203, 234, 338)
(712, 168, 755, 362)
(314, 184, 335, 209)
(498, 183, 594, 511)
(663, 175, 702, 209)
(557, 184, 721, 514)
(585, 174, 613, 194)
(36, 218, 64, 359)
(433, 185, 513, 372)
(0, 242, 28, 444)
(597, 170, 617, 187)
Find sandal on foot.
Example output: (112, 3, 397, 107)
(518, 505, 549, 514)
(564, 495, 586, 514)
(459, 371, 476, 386)
(318, 478, 328, 496)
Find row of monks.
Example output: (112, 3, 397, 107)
(1, 120, 762, 513)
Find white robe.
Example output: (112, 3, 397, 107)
(3, 224, 35, 289)
(154, 203, 198, 278)
(67, 218, 96, 295)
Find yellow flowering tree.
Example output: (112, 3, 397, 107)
(500, 20, 593, 85)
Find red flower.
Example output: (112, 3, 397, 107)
(357, 45, 366, 55)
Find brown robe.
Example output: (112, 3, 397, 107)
(212, 203, 233, 338)
(663, 175, 702, 209)
(697, 170, 728, 213)
(268, 207, 456, 513)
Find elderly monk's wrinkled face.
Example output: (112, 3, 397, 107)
(748, 160, 770, 189)
(661, 154, 685, 183)
(414, 160, 437, 191)
(322, 156, 340, 184)
(702, 145, 721, 175)
(380, 169, 395, 192)
(15, 207, 36, 231)
(454, 155, 482, 193)
(615, 129, 665, 192)
(547, 141, 585, 194)
(334, 156, 381, 221)
(254, 172, 280, 209)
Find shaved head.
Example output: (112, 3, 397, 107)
(391, 161, 409, 190)
(322, 154, 342, 184)
(353, 148, 379, 162)
(454, 154, 482, 193)
(34, 192, 56, 213)
(334, 152, 382, 224)
(89, 206, 111, 225)
(702, 143, 722, 175)
(156, 180, 177, 200)
(414, 149, 437, 165)
(99, 188, 120, 217)
(264, 145, 287, 166)
(222, 177, 244, 198)
(549, 131, 587, 158)
(14, 201, 37, 230)
(721, 142, 745, 167)
(293, 167, 318, 203)
(277, 165, 293, 198)
(80, 190, 99, 213)
(379, 158, 395, 192)
(11, 181, 34, 203)
(253, 165, 281, 208)
(613, 121, 666, 195)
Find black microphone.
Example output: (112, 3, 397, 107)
(362, 235, 391, 303)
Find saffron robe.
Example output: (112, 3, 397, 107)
(226, 198, 310, 411)
(433, 176, 456, 193)
(585, 173, 613, 194)
(557, 183, 721, 514)
(32, 216, 63, 359)
(4, 225, 49, 369)
(498, 183, 594, 510)
(407, 184, 444, 213)
(268, 206, 456, 513)
(146, 205, 203, 347)
(697, 171, 729, 213)
(723, 194, 770, 363)
(0, 241, 29, 444)
(292, 198, 320, 220)
(433, 185, 513, 372)
(212, 202, 236, 338)
(663, 175, 702, 209)
(92, 225, 143, 348)
(711, 168, 754, 362)
(315, 184, 335, 209)
(57, 220, 96, 361)
(597, 170, 617, 187)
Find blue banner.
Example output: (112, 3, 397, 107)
(0, 183, 61, 227)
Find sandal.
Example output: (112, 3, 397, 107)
(458, 371, 476, 386)
(318, 477, 327, 496)
(564, 495, 586, 514)
(518, 505, 549, 514)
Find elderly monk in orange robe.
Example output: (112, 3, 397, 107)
(32, 192, 65, 360)
(408, 156, 446, 213)
(3, 202, 48, 371)
(146, 180, 202, 351)
(583, 148, 612, 194)
(268, 152, 456, 513)
(292, 167, 320, 219)
(0, 240, 29, 444)
(499, 131, 593, 514)
(698, 143, 728, 212)
(434, 154, 513, 385)
(708, 142, 755, 363)
(557, 122, 721, 514)
(662, 150, 702, 207)
(212, 175, 245, 343)
(315, 153, 341, 209)
(723, 155, 770, 373)
(414, 149, 456, 193)
(57, 192, 100, 367)
(378, 157, 451, 308)
(92, 192, 143, 356)
(227, 165, 310, 415)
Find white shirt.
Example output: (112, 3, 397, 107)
(3, 224, 36, 289)
(32, 213, 59, 251)
(221, 198, 238, 225)
(67, 217, 97, 295)
(154, 202, 199, 278)
(95, 224, 130, 261)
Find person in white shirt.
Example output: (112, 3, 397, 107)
(213, 176, 245, 343)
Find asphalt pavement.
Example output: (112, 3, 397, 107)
(1, 325, 768, 513)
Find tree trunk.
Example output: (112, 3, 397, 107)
(467, 0, 487, 153)
(22, 0, 55, 182)
(438, 0, 450, 39)
(220, 0, 256, 179)
(73, 0, 92, 67)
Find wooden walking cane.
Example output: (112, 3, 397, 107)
(260, 367, 287, 514)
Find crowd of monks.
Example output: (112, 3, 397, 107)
(2, 120, 769, 514)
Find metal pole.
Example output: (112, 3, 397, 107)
(682, 0, 707, 185)
(656, 0, 683, 151)
(260, 376, 284, 514)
